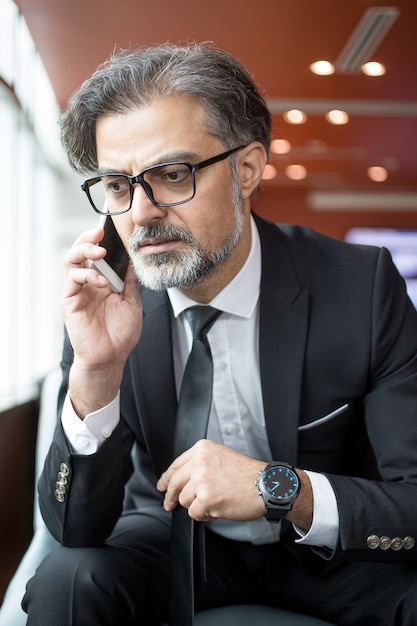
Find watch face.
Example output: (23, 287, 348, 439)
(263, 466, 299, 503)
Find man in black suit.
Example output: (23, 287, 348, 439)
(23, 43, 417, 625)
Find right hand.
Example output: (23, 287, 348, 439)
(61, 227, 142, 417)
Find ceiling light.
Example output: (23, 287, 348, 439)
(310, 60, 335, 76)
(283, 109, 307, 124)
(270, 139, 291, 154)
(367, 166, 388, 182)
(285, 164, 307, 181)
(325, 110, 349, 125)
(334, 6, 399, 73)
(262, 164, 277, 180)
(361, 61, 386, 76)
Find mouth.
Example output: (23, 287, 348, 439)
(137, 237, 180, 254)
(130, 223, 195, 259)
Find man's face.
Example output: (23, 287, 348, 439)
(95, 95, 253, 299)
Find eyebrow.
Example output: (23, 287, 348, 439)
(96, 151, 201, 176)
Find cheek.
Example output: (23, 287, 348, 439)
(193, 212, 236, 256)
(193, 177, 236, 242)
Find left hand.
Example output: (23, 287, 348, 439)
(156, 439, 266, 521)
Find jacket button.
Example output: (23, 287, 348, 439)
(379, 536, 391, 550)
(60, 463, 70, 476)
(366, 535, 380, 549)
(391, 537, 403, 551)
(55, 489, 65, 503)
(57, 472, 68, 485)
(403, 536, 416, 550)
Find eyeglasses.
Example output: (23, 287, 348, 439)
(81, 145, 247, 215)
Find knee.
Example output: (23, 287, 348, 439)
(23, 543, 169, 625)
(26, 545, 99, 594)
(23, 545, 112, 620)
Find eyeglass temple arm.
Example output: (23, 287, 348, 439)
(192, 145, 247, 172)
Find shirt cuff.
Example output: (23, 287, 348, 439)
(293, 470, 339, 553)
(61, 391, 120, 455)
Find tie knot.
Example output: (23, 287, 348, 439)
(185, 306, 221, 340)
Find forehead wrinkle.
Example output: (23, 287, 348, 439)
(96, 149, 205, 176)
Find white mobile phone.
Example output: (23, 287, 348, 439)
(90, 215, 130, 293)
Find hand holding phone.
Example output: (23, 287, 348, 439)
(89, 215, 130, 293)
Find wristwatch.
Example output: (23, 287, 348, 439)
(256, 462, 301, 522)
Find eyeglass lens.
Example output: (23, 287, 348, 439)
(87, 163, 195, 214)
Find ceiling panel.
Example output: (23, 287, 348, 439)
(14, 0, 417, 210)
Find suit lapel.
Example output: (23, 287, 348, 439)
(256, 216, 309, 464)
(127, 288, 178, 476)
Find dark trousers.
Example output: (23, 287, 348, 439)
(23, 510, 417, 626)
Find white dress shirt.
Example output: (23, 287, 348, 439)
(62, 217, 339, 550)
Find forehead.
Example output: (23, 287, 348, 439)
(95, 95, 218, 171)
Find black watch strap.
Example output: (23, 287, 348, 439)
(265, 504, 290, 522)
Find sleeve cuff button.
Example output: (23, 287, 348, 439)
(366, 535, 380, 549)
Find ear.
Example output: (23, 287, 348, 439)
(238, 142, 268, 200)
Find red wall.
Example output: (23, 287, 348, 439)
(255, 186, 417, 241)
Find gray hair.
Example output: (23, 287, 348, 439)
(60, 42, 271, 174)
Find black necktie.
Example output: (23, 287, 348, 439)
(168, 306, 221, 626)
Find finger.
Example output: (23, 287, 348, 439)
(187, 501, 213, 522)
(162, 476, 184, 510)
(162, 467, 192, 512)
(176, 481, 196, 510)
(64, 241, 108, 270)
(156, 448, 192, 492)
(63, 226, 107, 271)
(71, 227, 105, 247)
(162, 488, 180, 512)
(63, 267, 109, 299)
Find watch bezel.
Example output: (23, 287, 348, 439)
(257, 462, 300, 506)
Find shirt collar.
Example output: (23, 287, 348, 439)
(168, 215, 261, 319)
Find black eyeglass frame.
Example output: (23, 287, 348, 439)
(81, 144, 247, 215)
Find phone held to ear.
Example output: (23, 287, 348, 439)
(89, 214, 130, 293)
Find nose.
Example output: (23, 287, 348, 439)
(130, 182, 168, 226)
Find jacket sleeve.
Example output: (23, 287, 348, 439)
(328, 247, 417, 562)
(37, 331, 135, 547)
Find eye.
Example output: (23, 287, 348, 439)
(103, 176, 130, 195)
(148, 165, 190, 185)
(162, 168, 189, 183)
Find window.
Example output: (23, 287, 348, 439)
(0, 0, 64, 409)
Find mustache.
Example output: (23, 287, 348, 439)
(129, 222, 196, 250)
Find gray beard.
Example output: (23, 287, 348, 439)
(129, 193, 245, 291)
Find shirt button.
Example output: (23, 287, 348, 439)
(101, 427, 112, 439)
(215, 361, 227, 371)
(225, 424, 239, 435)
(75, 435, 90, 449)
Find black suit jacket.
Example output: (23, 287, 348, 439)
(39, 214, 417, 565)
